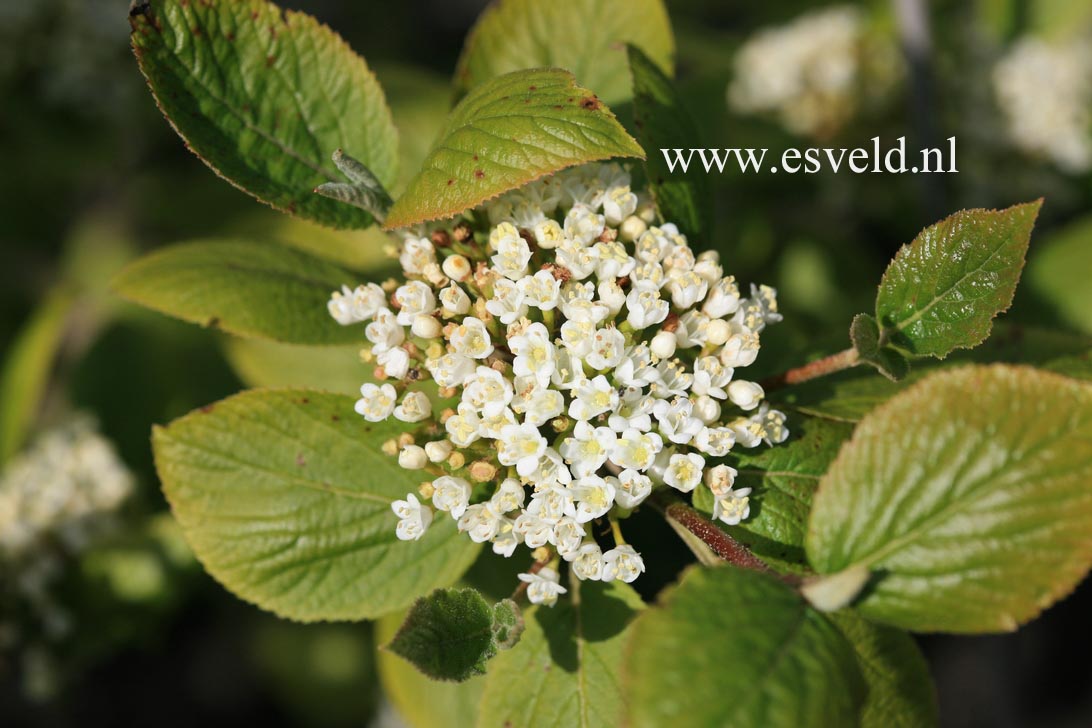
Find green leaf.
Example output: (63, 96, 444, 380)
(455, 0, 674, 105)
(875, 200, 1041, 358)
(222, 338, 366, 396)
(153, 389, 480, 621)
(385, 68, 645, 229)
(624, 566, 866, 728)
(130, 0, 397, 229)
(386, 588, 523, 682)
(780, 325, 1092, 424)
(314, 149, 394, 221)
(377, 607, 486, 728)
(477, 579, 644, 728)
(0, 287, 74, 463)
(806, 365, 1092, 633)
(112, 240, 360, 345)
(693, 416, 855, 572)
(830, 613, 939, 728)
(1025, 214, 1092, 335)
(627, 44, 713, 245)
(851, 313, 909, 381)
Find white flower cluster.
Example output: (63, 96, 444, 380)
(728, 6, 896, 138)
(329, 164, 787, 606)
(992, 36, 1092, 173)
(0, 417, 133, 560)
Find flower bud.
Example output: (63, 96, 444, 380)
(425, 440, 453, 463)
(423, 263, 448, 288)
(398, 445, 427, 470)
(650, 330, 677, 360)
(418, 480, 435, 499)
(447, 451, 466, 469)
(381, 439, 399, 456)
(692, 395, 721, 424)
(411, 314, 443, 339)
(618, 215, 647, 242)
(398, 433, 415, 447)
(706, 319, 731, 346)
(728, 380, 764, 411)
(442, 254, 472, 281)
(469, 459, 498, 483)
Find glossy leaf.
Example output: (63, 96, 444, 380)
(454, 0, 674, 105)
(807, 365, 1092, 633)
(477, 579, 643, 728)
(624, 566, 866, 728)
(851, 313, 909, 381)
(831, 614, 939, 728)
(130, 0, 397, 228)
(112, 240, 360, 345)
(386, 588, 523, 682)
(875, 201, 1041, 358)
(153, 389, 480, 621)
(627, 44, 713, 245)
(385, 68, 644, 229)
(222, 338, 366, 395)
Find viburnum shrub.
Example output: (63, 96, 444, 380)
(115, 1, 1092, 726)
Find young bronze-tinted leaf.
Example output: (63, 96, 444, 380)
(875, 200, 1041, 358)
(831, 614, 939, 728)
(693, 416, 855, 571)
(130, 0, 397, 229)
(387, 588, 520, 682)
(112, 240, 359, 345)
(624, 567, 865, 728)
(376, 607, 486, 727)
(781, 325, 1092, 423)
(385, 68, 644, 229)
(153, 389, 479, 621)
(627, 44, 713, 245)
(477, 579, 643, 728)
(455, 0, 674, 105)
(807, 365, 1092, 633)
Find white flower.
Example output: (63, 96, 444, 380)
(610, 428, 663, 471)
(593, 241, 636, 280)
(653, 397, 704, 445)
(564, 204, 606, 245)
(625, 288, 670, 330)
(704, 464, 739, 497)
(602, 545, 645, 583)
(703, 276, 742, 318)
(692, 395, 721, 424)
(394, 391, 432, 423)
(518, 271, 562, 310)
(514, 512, 556, 548)
(532, 218, 566, 249)
(425, 440, 453, 463)
(694, 426, 736, 457)
(492, 234, 532, 280)
(449, 317, 494, 359)
(753, 404, 790, 445)
(653, 359, 694, 397)
(602, 186, 638, 226)
(391, 494, 432, 541)
(667, 270, 708, 309)
(328, 283, 385, 324)
(485, 278, 528, 324)
(458, 503, 503, 542)
(692, 356, 733, 399)
(365, 308, 404, 353)
(497, 423, 548, 476)
(477, 403, 518, 439)
(492, 519, 521, 557)
(445, 403, 482, 447)
(572, 475, 616, 523)
(585, 326, 626, 371)
(728, 380, 765, 411)
(560, 421, 617, 478)
(608, 388, 655, 432)
(394, 281, 436, 325)
(556, 239, 599, 280)
(510, 322, 556, 386)
(614, 344, 660, 388)
(552, 516, 586, 558)
(570, 542, 605, 580)
(713, 488, 753, 526)
(729, 416, 766, 449)
(519, 567, 567, 606)
(630, 260, 666, 290)
(527, 448, 573, 487)
(399, 236, 435, 275)
(354, 383, 397, 422)
(635, 227, 672, 263)
(720, 329, 762, 368)
(463, 366, 514, 410)
(568, 375, 619, 421)
(551, 347, 587, 390)
(428, 352, 475, 388)
(432, 476, 472, 519)
(615, 469, 652, 509)
(663, 452, 705, 493)
(411, 314, 443, 340)
(488, 221, 521, 251)
(491, 478, 526, 514)
(597, 279, 627, 316)
(377, 347, 410, 380)
(560, 319, 597, 359)
(516, 386, 565, 427)
(439, 284, 471, 315)
(442, 253, 472, 282)
(649, 330, 677, 360)
(675, 311, 711, 349)
(526, 484, 577, 524)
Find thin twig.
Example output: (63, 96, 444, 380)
(760, 347, 860, 391)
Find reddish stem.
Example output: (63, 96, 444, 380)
(662, 500, 770, 573)
(761, 347, 860, 391)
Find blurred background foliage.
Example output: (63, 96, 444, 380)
(0, 0, 1089, 726)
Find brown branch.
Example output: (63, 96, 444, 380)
(760, 347, 860, 391)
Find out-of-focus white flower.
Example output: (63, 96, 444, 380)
(519, 567, 567, 606)
(392, 494, 432, 541)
